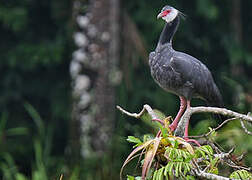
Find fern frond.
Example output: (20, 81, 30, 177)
(229, 170, 252, 179)
(164, 146, 193, 162)
(153, 161, 192, 179)
(195, 145, 213, 159)
(153, 167, 165, 180)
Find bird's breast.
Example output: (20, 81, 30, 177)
(149, 52, 183, 93)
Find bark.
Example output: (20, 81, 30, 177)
(229, 0, 245, 108)
(69, 0, 121, 160)
(230, 0, 242, 43)
(230, 0, 243, 78)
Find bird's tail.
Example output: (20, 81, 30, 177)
(206, 84, 225, 123)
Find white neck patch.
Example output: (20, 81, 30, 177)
(162, 9, 178, 23)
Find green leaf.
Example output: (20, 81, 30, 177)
(127, 175, 135, 180)
(168, 138, 179, 149)
(184, 163, 192, 175)
(186, 175, 195, 180)
(210, 157, 219, 168)
(164, 163, 168, 177)
(158, 167, 164, 180)
(24, 102, 45, 138)
(157, 123, 168, 138)
(143, 134, 153, 142)
(175, 162, 179, 177)
(208, 167, 218, 175)
(230, 170, 252, 179)
(178, 162, 183, 175)
(15, 173, 28, 180)
(168, 162, 174, 176)
(6, 127, 28, 136)
(127, 136, 142, 144)
(195, 145, 213, 159)
(153, 170, 158, 180)
(176, 149, 182, 159)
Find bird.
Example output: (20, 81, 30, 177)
(149, 5, 223, 144)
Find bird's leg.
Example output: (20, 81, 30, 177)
(156, 130, 162, 137)
(184, 100, 201, 147)
(169, 96, 187, 132)
(184, 100, 191, 138)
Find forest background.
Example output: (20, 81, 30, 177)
(0, 0, 252, 179)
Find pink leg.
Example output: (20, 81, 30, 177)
(156, 130, 161, 137)
(184, 100, 201, 147)
(169, 96, 187, 132)
(184, 100, 191, 138)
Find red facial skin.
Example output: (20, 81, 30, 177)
(157, 9, 171, 19)
(161, 10, 171, 17)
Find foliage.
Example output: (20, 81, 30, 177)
(229, 170, 252, 179)
(121, 109, 252, 180)
(0, 0, 71, 174)
(0, 104, 74, 180)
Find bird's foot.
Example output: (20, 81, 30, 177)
(184, 137, 201, 147)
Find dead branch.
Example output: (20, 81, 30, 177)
(116, 104, 158, 120)
(191, 169, 232, 180)
(189, 117, 237, 139)
(175, 106, 252, 137)
(117, 104, 252, 138)
(240, 120, 252, 135)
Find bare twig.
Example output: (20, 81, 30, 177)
(190, 159, 234, 180)
(196, 151, 233, 163)
(189, 117, 237, 139)
(240, 120, 252, 135)
(224, 161, 252, 172)
(116, 104, 158, 120)
(190, 107, 252, 122)
(59, 174, 63, 180)
(175, 106, 252, 137)
(117, 104, 252, 138)
(191, 169, 233, 180)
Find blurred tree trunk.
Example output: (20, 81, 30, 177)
(230, 0, 243, 76)
(230, 0, 242, 43)
(69, 0, 121, 162)
(229, 0, 245, 107)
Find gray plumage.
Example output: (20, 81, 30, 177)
(149, 9, 223, 108)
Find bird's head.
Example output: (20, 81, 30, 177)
(157, 6, 184, 23)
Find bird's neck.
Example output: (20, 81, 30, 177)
(158, 16, 180, 46)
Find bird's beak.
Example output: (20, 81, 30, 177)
(157, 12, 164, 19)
